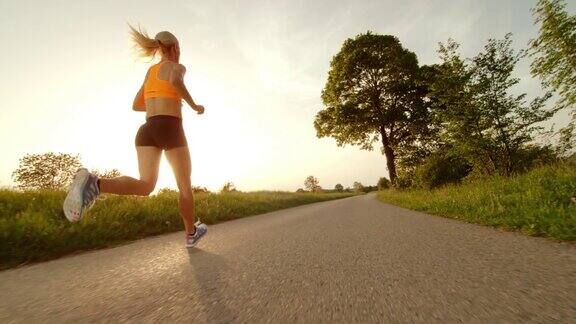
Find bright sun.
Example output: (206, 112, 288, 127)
(76, 79, 261, 193)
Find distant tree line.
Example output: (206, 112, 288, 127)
(297, 176, 381, 194)
(157, 186, 210, 195)
(11, 152, 121, 190)
(315, 0, 575, 189)
(10, 152, 230, 194)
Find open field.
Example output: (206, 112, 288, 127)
(0, 190, 353, 269)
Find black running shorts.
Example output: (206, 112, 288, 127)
(135, 115, 188, 150)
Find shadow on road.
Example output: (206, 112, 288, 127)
(187, 248, 237, 322)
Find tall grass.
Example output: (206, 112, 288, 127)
(0, 190, 352, 269)
(378, 160, 576, 241)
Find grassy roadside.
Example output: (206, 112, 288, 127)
(378, 161, 576, 241)
(0, 190, 353, 269)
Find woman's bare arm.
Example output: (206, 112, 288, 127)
(170, 64, 204, 114)
(132, 84, 146, 111)
(133, 72, 147, 111)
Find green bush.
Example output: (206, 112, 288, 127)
(394, 169, 417, 189)
(379, 159, 576, 241)
(511, 144, 558, 173)
(416, 150, 471, 189)
(377, 177, 391, 190)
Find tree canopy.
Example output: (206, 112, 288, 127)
(12, 152, 82, 190)
(429, 34, 555, 176)
(528, 0, 576, 112)
(315, 32, 429, 184)
(304, 176, 321, 192)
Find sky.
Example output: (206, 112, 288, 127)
(0, 0, 573, 192)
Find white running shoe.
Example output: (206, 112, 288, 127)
(63, 168, 100, 222)
(186, 223, 208, 248)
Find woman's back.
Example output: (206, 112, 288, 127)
(129, 25, 203, 118)
(144, 61, 183, 119)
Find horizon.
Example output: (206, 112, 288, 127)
(0, 0, 573, 193)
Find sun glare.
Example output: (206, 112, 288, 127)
(72, 75, 266, 193)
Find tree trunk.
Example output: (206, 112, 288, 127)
(380, 127, 397, 185)
(383, 146, 397, 185)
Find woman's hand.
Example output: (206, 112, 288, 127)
(195, 105, 205, 115)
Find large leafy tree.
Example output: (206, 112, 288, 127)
(353, 181, 364, 193)
(394, 63, 444, 171)
(528, 0, 576, 112)
(315, 32, 427, 184)
(430, 34, 554, 176)
(304, 176, 321, 192)
(12, 152, 82, 190)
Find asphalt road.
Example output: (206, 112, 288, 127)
(1, 194, 575, 323)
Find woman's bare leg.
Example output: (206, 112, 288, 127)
(99, 146, 162, 196)
(164, 146, 195, 235)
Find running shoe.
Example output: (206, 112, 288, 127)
(63, 168, 100, 222)
(186, 223, 208, 248)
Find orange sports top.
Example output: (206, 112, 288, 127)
(143, 61, 182, 101)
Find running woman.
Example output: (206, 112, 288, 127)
(63, 25, 207, 247)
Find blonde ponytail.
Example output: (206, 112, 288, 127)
(128, 23, 179, 60)
(128, 23, 160, 58)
